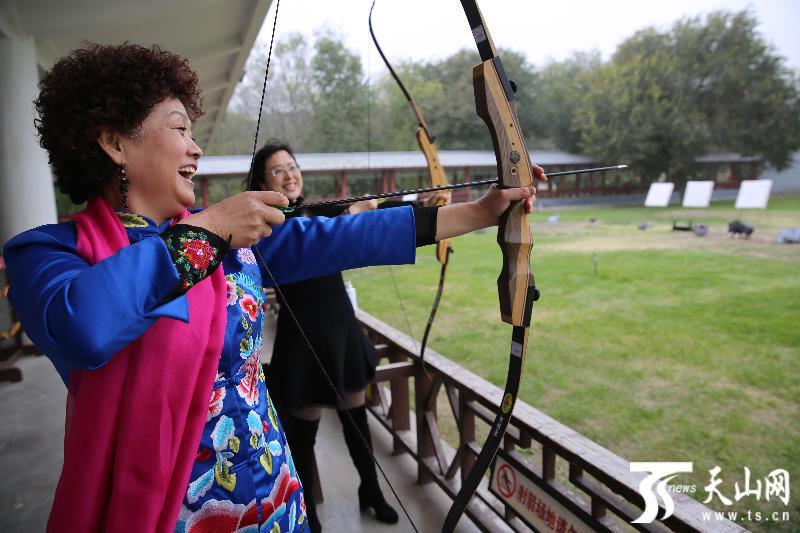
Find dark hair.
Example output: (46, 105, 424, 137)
(34, 43, 203, 204)
(249, 139, 296, 191)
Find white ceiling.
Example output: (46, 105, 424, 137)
(0, 0, 271, 148)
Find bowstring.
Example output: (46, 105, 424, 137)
(369, 0, 446, 374)
(246, 2, 418, 530)
(366, 0, 420, 359)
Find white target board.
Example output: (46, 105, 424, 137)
(644, 182, 674, 207)
(735, 180, 773, 209)
(682, 181, 715, 208)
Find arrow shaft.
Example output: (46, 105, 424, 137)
(276, 165, 627, 212)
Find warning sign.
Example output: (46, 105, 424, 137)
(490, 455, 593, 533)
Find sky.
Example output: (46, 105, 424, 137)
(254, 0, 800, 74)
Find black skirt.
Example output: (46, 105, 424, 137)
(266, 270, 377, 413)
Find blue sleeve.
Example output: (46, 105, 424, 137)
(2, 223, 185, 383)
(256, 205, 417, 285)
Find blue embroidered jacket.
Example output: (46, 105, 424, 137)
(2, 206, 416, 532)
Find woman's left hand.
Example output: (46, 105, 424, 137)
(475, 164, 545, 221)
(423, 190, 451, 207)
(347, 199, 379, 214)
(434, 165, 546, 241)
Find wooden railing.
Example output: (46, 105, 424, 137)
(358, 309, 744, 533)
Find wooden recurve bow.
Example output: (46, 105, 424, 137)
(369, 0, 453, 365)
(442, 0, 541, 530)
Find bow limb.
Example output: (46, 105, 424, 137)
(369, 0, 453, 363)
(414, 120, 453, 362)
(442, 1, 538, 530)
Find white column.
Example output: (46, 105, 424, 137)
(0, 35, 57, 249)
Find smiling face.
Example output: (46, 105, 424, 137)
(102, 97, 203, 223)
(263, 149, 303, 201)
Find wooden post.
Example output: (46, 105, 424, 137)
(748, 161, 758, 180)
(730, 162, 740, 183)
(464, 167, 471, 203)
(339, 171, 348, 198)
(415, 367, 435, 484)
(201, 176, 209, 208)
(458, 391, 476, 485)
(388, 347, 410, 455)
(543, 446, 556, 482)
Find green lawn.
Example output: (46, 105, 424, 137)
(347, 195, 800, 530)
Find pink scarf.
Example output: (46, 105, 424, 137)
(47, 197, 227, 532)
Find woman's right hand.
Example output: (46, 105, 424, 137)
(182, 191, 289, 248)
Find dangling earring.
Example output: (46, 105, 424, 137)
(118, 164, 129, 209)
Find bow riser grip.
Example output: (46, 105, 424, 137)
(416, 128, 448, 189)
(473, 58, 534, 327)
(416, 128, 452, 265)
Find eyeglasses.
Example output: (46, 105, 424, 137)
(270, 163, 301, 178)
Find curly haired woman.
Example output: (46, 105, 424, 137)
(2, 43, 539, 533)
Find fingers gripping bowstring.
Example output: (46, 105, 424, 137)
(245, 2, 417, 531)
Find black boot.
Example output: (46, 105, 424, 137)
(337, 405, 399, 524)
(284, 416, 322, 533)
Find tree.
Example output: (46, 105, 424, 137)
(575, 30, 710, 182)
(307, 29, 369, 152)
(416, 49, 488, 150)
(573, 10, 800, 180)
(669, 10, 800, 169)
(207, 33, 315, 155)
(531, 52, 601, 151)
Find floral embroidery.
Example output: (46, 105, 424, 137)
(268, 440, 283, 457)
(239, 337, 251, 357)
(207, 386, 226, 421)
(182, 240, 307, 530)
(237, 247, 257, 265)
(161, 225, 228, 292)
(231, 272, 260, 299)
(181, 466, 302, 533)
(225, 277, 238, 306)
(211, 416, 238, 493)
(261, 464, 303, 530)
(239, 294, 259, 322)
(237, 465, 301, 531)
(196, 448, 212, 463)
(260, 450, 273, 476)
(236, 353, 260, 406)
(268, 399, 280, 436)
(239, 334, 260, 360)
(186, 468, 216, 505)
(247, 410, 265, 446)
(186, 414, 241, 504)
(181, 499, 246, 532)
(180, 238, 214, 271)
(116, 212, 149, 228)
